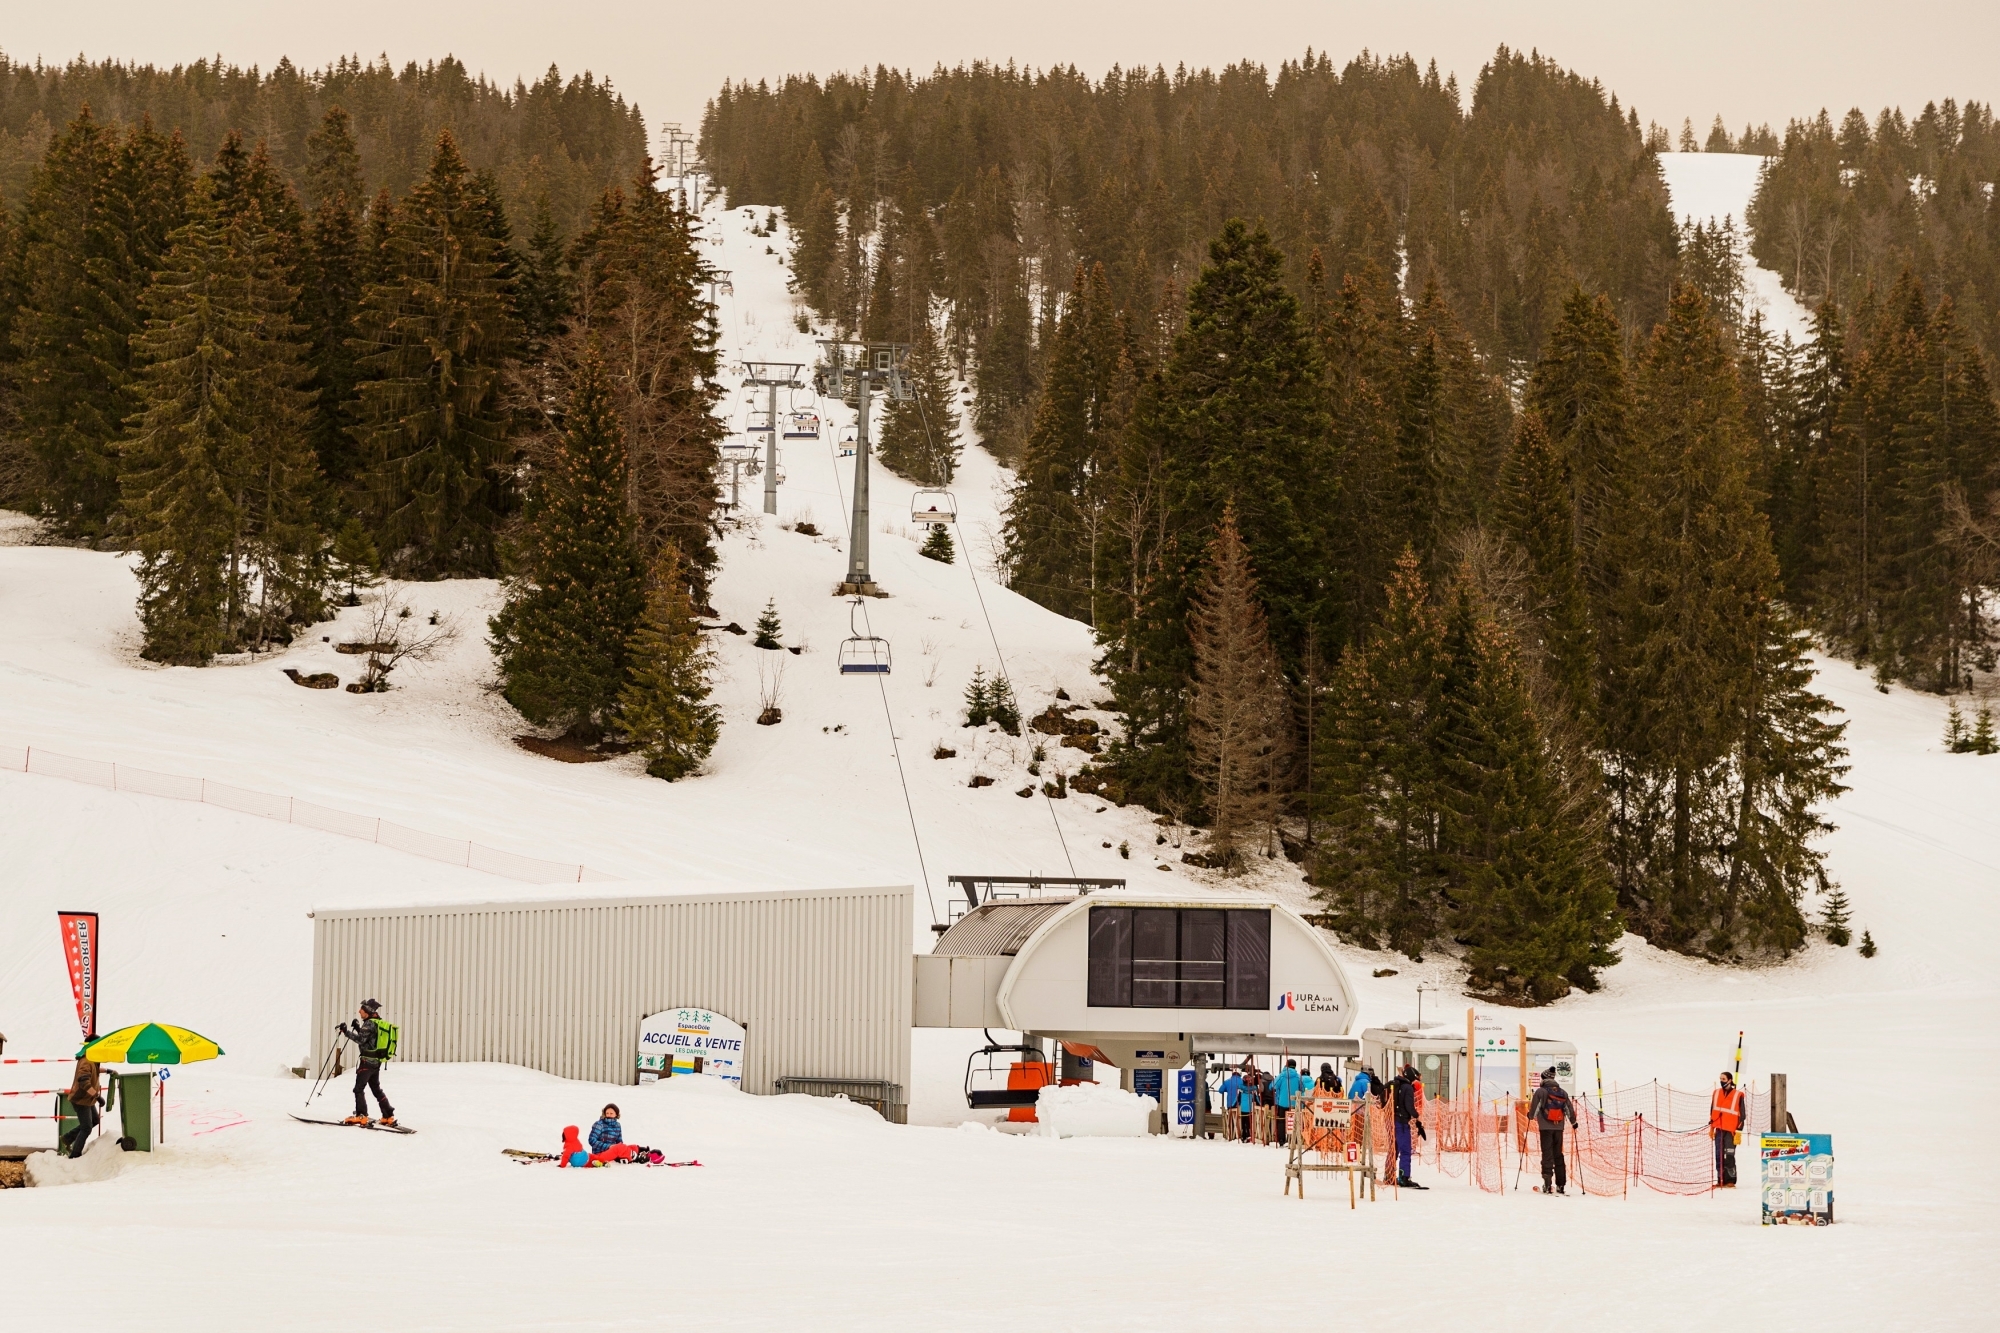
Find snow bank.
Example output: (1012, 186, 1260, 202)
(25, 1132, 131, 1188)
(1033, 1080, 1152, 1138)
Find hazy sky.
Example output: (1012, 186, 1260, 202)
(7, 2, 1996, 151)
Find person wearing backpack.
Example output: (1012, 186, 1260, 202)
(1390, 1065, 1427, 1189)
(1527, 1067, 1577, 1194)
(339, 998, 397, 1127)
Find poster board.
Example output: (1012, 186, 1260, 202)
(636, 1008, 745, 1088)
(1759, 1133, 1834, 1225)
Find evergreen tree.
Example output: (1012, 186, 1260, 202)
(13, 109, 191, 534)
(618, 543, 720, 781)
(973, 273, 1038, 459)
(1944, 700, 1970, 752)
(790, 181, 840, 312)
(121, 185, 318, 661)
(1973, 704, 1998, 755)
(753, 598, 783, 649)
(1818, 887, 1851, 946)
(876, 317, 959, 485)
(299, 109, 367, 488)
(988, 672, 1021, 734)
(962, 664, 993, 727)
(351, 130, 521, 576)
(1499, 411, 1596, 730)
(490, 343, 647, 739)
(329, 517, 378, 605)
(1777, 302, 1846, 598)
(1187, 504, 1292, 867)
(1526, 287, 1634, 616)
(1439, 605, 1621, 998)
(515, 194, 573, 351)
(919, 524, 955, 564)
(1858, 929, 1876, 957)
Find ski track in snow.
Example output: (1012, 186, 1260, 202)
(1, 182, 1995, 1330)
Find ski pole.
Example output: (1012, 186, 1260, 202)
(1594, 1053, 1606, 1132)
(1512, 1095, 1525, 1192)
(306, 1035, 348, 1107)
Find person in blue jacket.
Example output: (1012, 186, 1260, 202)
(1273, 1059, 1309, 1146)
(1219, 1066, 1246, 1141)
(1348, 1064, 1378, 1102)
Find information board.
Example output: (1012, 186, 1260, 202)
(1759, 1133, 1834, 1225)
(636, 1007, 745, 1088)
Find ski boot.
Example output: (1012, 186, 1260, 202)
(342, 1115, 372, 1126)
(377, 1117, 397, 1128)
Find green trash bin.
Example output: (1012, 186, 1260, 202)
(117, 1072, 153, 1152)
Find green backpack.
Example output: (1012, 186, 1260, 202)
(368, 1019, 399, 1062)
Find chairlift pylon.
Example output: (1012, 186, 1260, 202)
(836, 597, 891, 675)
(911, 490, 958, 525)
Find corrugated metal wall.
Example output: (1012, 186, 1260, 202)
(310, 886, 912, 1094)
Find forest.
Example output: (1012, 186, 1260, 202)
(706, 48, 2000, 998)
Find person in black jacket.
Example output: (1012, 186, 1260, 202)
(338, 999, 396, 1126)
(1526, 1067, 1577, 1194)
(1390, 1065, 1427, 1189)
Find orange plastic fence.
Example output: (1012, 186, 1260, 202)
(1, 739, 614, 885)
(1385, 1093, 1731, 1197)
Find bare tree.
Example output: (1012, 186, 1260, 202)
(1188, 503, 1292, 870)
(347, 583, 458, 692)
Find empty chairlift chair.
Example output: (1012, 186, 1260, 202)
(964, 1030, 1051, 1111)
(911, 490, 958, 525)
(837, 598, 891, 675)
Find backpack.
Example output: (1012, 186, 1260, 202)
(1542, 1086, 1570, 1122)
(369, 1019, 399, 1062)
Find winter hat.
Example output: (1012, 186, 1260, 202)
(360, 998, 381, 1015)
(1542, 1067, 1558, 1081)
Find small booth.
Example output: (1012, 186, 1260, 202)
(1359, 1016, 1578, 1105)
(916, 883, 1359, 1132)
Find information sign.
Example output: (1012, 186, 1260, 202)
(636, 1007, 745, 1088)
(1759, 1133, 1834, 1225)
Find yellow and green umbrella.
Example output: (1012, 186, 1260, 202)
(77, 1023, 223, 1065)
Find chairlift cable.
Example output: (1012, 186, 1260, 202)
(858, 596, 940, 927)
(911, 382, 1077, 877)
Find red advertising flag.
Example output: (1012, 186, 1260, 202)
(57, 912, 100, 1042)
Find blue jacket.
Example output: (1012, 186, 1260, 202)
(1220, 1074, 1244, 1111)
(1348, 1071, 1375, 1100)
(587, 1116, 623, 1154)
(1274, 1067, 1307, 1109)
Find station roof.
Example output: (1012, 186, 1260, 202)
(931, 900, 1072, 956)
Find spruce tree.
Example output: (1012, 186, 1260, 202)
(1499, 411, 1596, 730)
(351, 130, 521, 576)
(1973, 704, 1998, 755)
(1187, 504, 1292, 867)
(299, 108, 367, 488)
(753, 598, 783, 649)
(1858, 929, 1876, 957)
(1818, 888, 1852, 946)
(1526, 287, 1634, 614)
(988, 672, 1021, 734)
(330, 518, 379, 605)
(618, 543, 720, 781)
(1944, 701, 1970, 752)
(490, 343, 647, 739)
(516, 194, 573, 351)
(920, 524, 955, 563)
(876, 317, 959, 485)
(962, 665, 993, 727)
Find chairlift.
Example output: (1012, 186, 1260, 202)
(911, 490, 958, 525)
(964, 1029, 1051, 1110)
(783, 411, 821, 441)
(743, 409, 775, 436)
(837, 425, 858, 458)
(837, 598, 891, 675)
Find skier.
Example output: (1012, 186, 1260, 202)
(1273, 1059, 1308, 1146)
(1316, 1062, 1341, 1094)
(587, 1104, 636, 1163)
(1390, 1064, 1428, 1189)
(1527, 1067, 1577, 1194)
(338, 999, 397, 1127)
(1709, 1071, 1747, 1187)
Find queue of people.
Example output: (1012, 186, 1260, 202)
(1211, 1057, 1427, 1191)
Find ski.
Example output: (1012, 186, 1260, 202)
(502, 1148, 702, 1167)
(291, 1114, 416, 1135)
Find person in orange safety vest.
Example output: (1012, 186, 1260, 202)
(1710, 1072, 1748, 1186)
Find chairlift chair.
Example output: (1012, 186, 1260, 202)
(837, 425, 858, 458)
(744, 409, 775, 436)
(783, 411, 821, 441)
(964, 1030, 1051, 1110)
(911, 490, 958, 525)
(837, 597, 891, 674)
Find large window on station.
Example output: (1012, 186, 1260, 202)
(1086, 906, 1270, 1009)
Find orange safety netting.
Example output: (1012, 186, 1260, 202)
(1389, 1093, 1730, 1198)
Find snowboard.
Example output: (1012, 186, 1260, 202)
(291, 1114, 416, 1135)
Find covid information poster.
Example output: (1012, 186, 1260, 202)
(1759, 1133, 1834, 1225)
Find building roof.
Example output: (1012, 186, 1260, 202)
(931, 900, 1073, 956)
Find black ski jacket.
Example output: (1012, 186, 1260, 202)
(1528, 1082, 1577, 1128)
(1391, 1073, 1421, 1123)
(340, 1017, 388, 1063)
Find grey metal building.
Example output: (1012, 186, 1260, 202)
(309, 885, 912, 1106)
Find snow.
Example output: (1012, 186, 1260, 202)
(24, 1129, 133, 1188)
(1657, 151, 1815, 343)
(1033, 1079, 1153, 1138)
(2, 190, 1995, 1330)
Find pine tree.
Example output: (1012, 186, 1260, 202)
(1499, 411, 1596, 730)
(299, 108, 367, 488)
(1187, 504, 1292, 868)
(618, 543, 720, 781)
(790, 179, 839, 312)
(1526, 287, 1634, 616)
(962, 664, 993, 727)
(1944, 701, 1970, 752)
(876, 317, 959, 485)
(516, 194, 573, 351)
(1818, 888, 1852, 946)
(1973, 704, 1998, 755)
(490, 343, 647, 739)
(351, 130, 521, 576)
(920, 524, 955, 564)
(1858, 929, 1877, 957)
(329, 518, 378, 605)
(122, 185, 318, 661)
(1439, 606, 1621, 998)
(989, 672, 1021, 735)
(753, 598, 783, 649)
(13, 109, 191, 535)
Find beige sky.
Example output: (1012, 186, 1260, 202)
(6, 2, 1995, 153)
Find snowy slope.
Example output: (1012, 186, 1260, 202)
(1, 184, 1996, 1330)
(1657, 151, 1815, 343)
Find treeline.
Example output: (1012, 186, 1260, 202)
(0, 53, 649, 237)
(0, 100, 727, 778)
(703, 47, 1679, 455)
(1748, 98, 2000, 365)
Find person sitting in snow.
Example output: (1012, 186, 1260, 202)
(558, 1125, 590, 1167)
(587, 1104, 637, 1163)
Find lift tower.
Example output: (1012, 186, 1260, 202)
(739, 361, 805, 515)
(817, 340, 912, 596)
